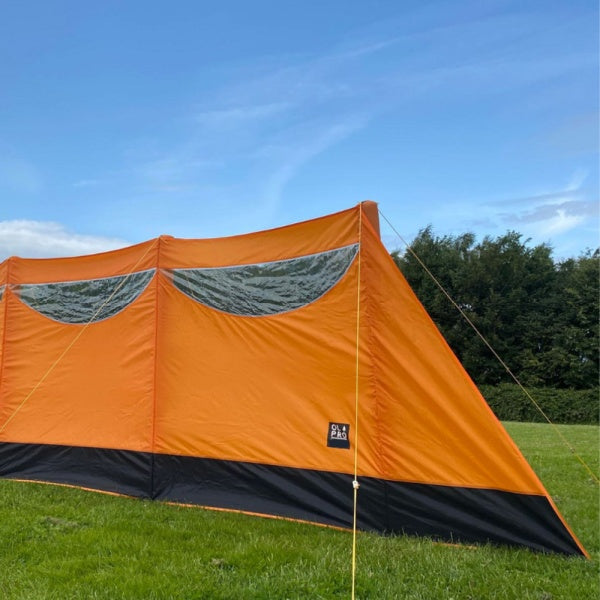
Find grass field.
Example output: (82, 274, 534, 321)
(0, 422, 598, 599)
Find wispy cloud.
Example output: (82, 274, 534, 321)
(194, 102, 292, 128)
(124, 42, 381, 211)
(136, 156, 222, 189)
(75, 4, 596, 245)
(0, 221, 129, 260)
(260, 116, 368, 211)
(144, 12, 592, 192)
(486, 189, 589, 207)
(72, 179, 104, 188)
(460, 170, 599, 245)
(538, 210, 587, 237)
(501, 198, 596, 233)
(496, 170, 596, 236)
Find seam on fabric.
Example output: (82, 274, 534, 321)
(149, 239, 162, 499)
(383, 480, 390, 531)
(0, 260, 12, 431)
(354, 203, 389, 483)
(362, 228, 390, 481)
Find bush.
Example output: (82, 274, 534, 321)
(479, 384, 599, 425)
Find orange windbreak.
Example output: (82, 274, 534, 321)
(0, 278, 156, 451)
(0, 204, 587, 558)
(360, 219, 546, 495)
(0, 203, 551, 494)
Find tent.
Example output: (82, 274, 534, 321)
(0, 202, 587, 556)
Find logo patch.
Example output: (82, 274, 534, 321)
(327, 422, 350, 449)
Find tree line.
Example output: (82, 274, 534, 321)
(392, 227, 599, 390)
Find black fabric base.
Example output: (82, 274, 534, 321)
(0, 441, 152, 498)
(0, 442, 584, 556)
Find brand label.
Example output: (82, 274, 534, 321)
(327, 422, 350, 449)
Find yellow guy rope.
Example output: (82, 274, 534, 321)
(351, 205, 363, 600)
(379, 210, 599, 486)
(0, 238, 159, 435)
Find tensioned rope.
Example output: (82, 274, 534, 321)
(378, 209, 599, 486)
(0, 238, 159, 435)
(351, 206, 363, 600)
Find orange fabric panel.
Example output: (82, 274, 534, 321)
(0, 274, 6, 400)
(0, 281, 156, 451)
(153, 262, 383, 475)
(160, 206, 360, 268)
(0, 261, 10, 413)
(360, 221, 546, 495)
(8, 239, 158, 283)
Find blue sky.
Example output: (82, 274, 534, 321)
(0, 0, 598, 261)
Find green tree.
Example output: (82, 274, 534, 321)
(546, 250, 600, 388)
(393, 229, 599, 389)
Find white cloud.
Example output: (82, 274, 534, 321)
(437, 169, 598, 258)
(539, 210, 585, 236)
(495, 171, 597, 235)
(0, 221, 129, 260)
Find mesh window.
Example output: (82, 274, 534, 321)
(166, 244, 358, 316)
(0, 285, 4, 302)
(16, 269, 155, 324)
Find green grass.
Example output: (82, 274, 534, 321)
(0, 422, 598, 599)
